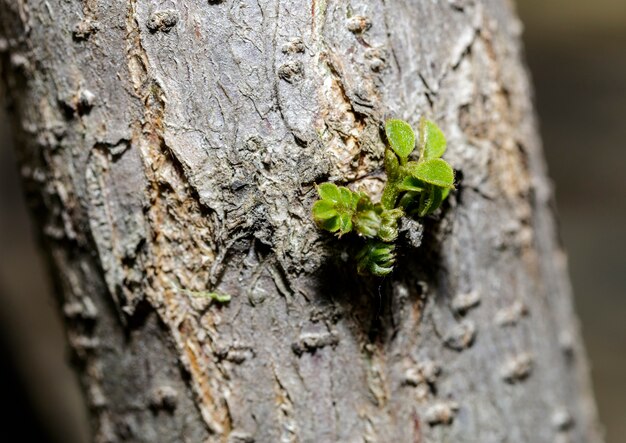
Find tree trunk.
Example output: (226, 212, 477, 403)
(0, 0, 602, 442)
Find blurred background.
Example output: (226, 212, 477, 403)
(0, 0, 624, 441)
(518, 0, 626, 440)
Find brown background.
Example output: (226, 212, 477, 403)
(0, 0, 624, 441)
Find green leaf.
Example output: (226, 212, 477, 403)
(381, 182, 399, 210)
(355, 193, 376, 212)
(397, 176, 426, 193)
(441, 188, 450, 200)
(338, 212, 353, 235)
(371, 263, 394, 276)
(338, 186, 354, 206)
(311, 199, 341, 232)
(383, 148, 400, 180)
(320, 215, 341, 232)
(350, 191, 363, 210)
(418, 185, 445, 216)
(380, 147, 404, 210)
(398, 191, 420, 210)
(354, 194, 382, 237)
(378, 208, 403, 242)
(311, 200, 337, 221)
(409, 158, 455, 189)
(317, 183, 341, 203)
(419, 118, 447, 160)
(312, 183, 360, 236)
(385, 119, 415, 159)
(354, 209, 382, 238)
(356, 241, 395, 276)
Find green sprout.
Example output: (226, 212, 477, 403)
(311, 117, 455, 276)
(176, 285, 232, 304)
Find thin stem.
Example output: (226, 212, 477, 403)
(381, 181, 399, 210)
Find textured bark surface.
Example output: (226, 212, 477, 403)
(0, 0, 602, 442)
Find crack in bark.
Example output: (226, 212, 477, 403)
(123, 0, 231, 436)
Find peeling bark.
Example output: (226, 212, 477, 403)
(0, 0, 602, 442)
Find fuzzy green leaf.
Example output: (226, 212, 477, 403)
(397, 176, 426, 193)
(398, 191, 420, 211)
(312, 185, 359, 235)
(355, 193, 376, 211)
(419, 118, 447, 160)
(441, 188, 450, 200)
(311, 200, 337, 220)
(354, 194, 382, 237)
(317, 183, 341, 203)
(409, 158, 455, 189)
(381, 183, 399, 210)
(385, 119, 415, 159)
(378, 208, 403, 242)
(350, 191, 362, 210)
(320, 216, 341, 232)
(338, 212, 353, 235)
(356, 241, 395, 276)
(381, 152, 401, 209)
(338, 186, 355, 207)
(354, 209, 381, 238)
(418, 186, 445, 216)
(384, 148, 400, 180)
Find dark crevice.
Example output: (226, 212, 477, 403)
(123, 297, 155, 337)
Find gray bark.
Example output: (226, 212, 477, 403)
(0, 0, 602, 442)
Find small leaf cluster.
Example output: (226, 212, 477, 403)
(312, 117, 454, 276)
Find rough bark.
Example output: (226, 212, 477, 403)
(0, 0, 602, 442)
